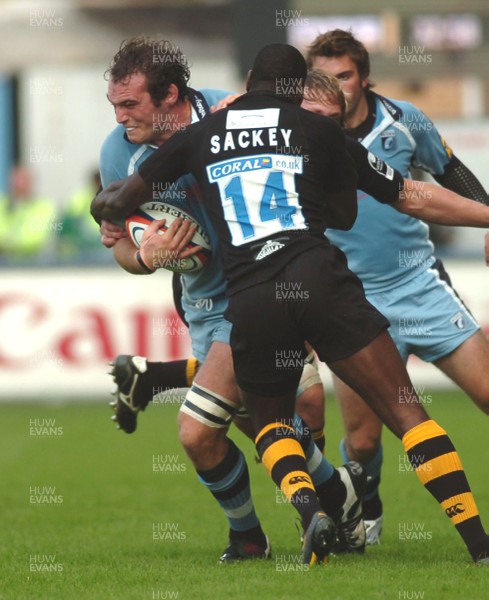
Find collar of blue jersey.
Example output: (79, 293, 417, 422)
(122, 87, 211, 145)
(359, 92, 405, 148)
(122, 131, 157, 148)
(369, 91, 403, 121)
(187, 88, 211, 119)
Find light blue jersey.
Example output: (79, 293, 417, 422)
(100, 88, 233, 360)
(327, 93, 453, 294)
(328, 93, 478, 361)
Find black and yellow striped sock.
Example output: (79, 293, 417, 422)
(402, 419, 488, 560)
(142, 358, 200, 396)
(185, 357, 200, 386)
(256, 422, 320, 528)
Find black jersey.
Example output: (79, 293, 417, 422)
(139, 91, 357, 294)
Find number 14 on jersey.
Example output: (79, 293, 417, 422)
(207, 154, 307, 246)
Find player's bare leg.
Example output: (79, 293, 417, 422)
(434, 330, 489, 414)
(178, 343, 237, 469)
(326, 330, 489, 563)
(295, 347, 326, 449)
(235, 363, 326, 452)
(295, 381, 325, 432)
(295, 380, 326, 452)
(334, 377, 382, 464)
(334, 328, 489, 544)
(178, 341, 269, 561)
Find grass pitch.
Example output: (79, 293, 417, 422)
(2, 390, 488, 600)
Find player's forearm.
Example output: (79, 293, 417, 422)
(112, 238, 150, 275)
(433, 155, 488, 205)
(91, 173, 152, 223)
(397, 180, 489, 227)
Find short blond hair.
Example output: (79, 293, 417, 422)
(304, 69, 347, 126)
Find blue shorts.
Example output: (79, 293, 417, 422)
(366, 260, 479, 364)
(181, 292, 232, 362)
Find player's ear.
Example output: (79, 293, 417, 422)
(245, 70, 252, 92)
(164, 83, 179, 107)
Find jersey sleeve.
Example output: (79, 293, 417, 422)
(320, 118, 357, 192)
(402, 104, 452, 176)
(138, 124, 200, 188)
(99, 126, 130, 188)
(346, 137, 404, 204)
(99, 137, 120, 188)
(402, 103, 488, 202)
(313, 117, 358, 230)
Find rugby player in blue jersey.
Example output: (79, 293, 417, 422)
(307, 29, 489, 545)
(98, 36, 275, 561)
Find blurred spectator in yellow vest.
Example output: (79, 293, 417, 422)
(0, 165, 58, 259)
(59, 168, 103, 258)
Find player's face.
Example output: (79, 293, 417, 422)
(107, 72, 167, 146)
(311, 55, 367, 123)
(301, 95, 343, 123)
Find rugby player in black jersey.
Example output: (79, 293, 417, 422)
(92, 44, 489, 567)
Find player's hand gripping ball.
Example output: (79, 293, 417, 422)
(126, 202, 212, 273)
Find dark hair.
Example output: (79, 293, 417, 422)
(250, 43, 307, 102)
(306, 29, 374, 90)
(105, 36, 190, 105)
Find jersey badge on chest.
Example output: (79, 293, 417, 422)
(380, 130, 396, 152)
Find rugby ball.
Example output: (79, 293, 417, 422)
(126, 201, 212, 274)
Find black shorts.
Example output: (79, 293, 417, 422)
(226, 244, 389, 396)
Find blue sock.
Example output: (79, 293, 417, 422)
(339, 437, 349, 463)
(340, 438, 383, 501)
(294, 413, 350, 515)
(197, 439, 263, 538)
(293, 413, 334, 486)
